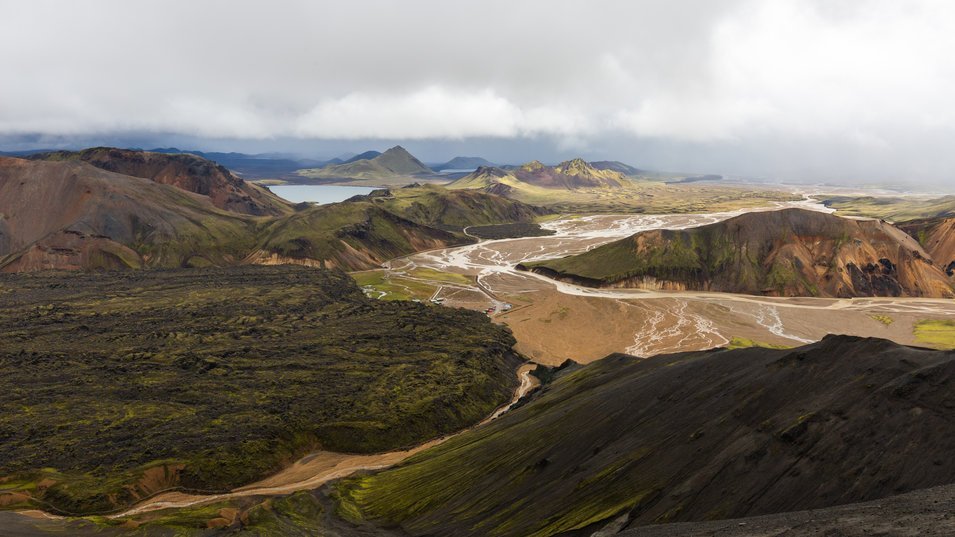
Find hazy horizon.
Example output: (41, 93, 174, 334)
(4, 0, 955, 188)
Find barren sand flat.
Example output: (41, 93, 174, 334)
(500, 290, 646, 364)
(495, 275, 954, 363)
(499, 290, 947, 364)
(377, 200, 955, 363)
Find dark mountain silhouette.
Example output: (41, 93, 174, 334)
(590, 160, 642, 176)
(342, 150, 383, 164)
(331, 335, 955, 536)
(432, 156, 497, 171)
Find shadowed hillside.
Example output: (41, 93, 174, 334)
(520, 208, 954, 297)
(341, 150, 383, 164)
(432, 156, 496, 171)
(590, 160, 642, 176)
(328, 335, 955, 537)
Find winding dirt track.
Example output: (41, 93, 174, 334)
(107, 365, 539, 519)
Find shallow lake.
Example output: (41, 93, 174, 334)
(267, 185, 377, 204)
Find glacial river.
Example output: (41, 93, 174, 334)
(383, 198, 955, 363)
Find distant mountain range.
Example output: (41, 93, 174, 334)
(0, 148, 547, 272)
(590, 160, 643, 176)
(449, 158, 633, 194)
(297, 145, 437, 184)
(520, 208, 955, 298)
(341, 150, 383, 164)
(432, 156, 498, 171)
(3, 146, 658, 187)
(297, 148, 650, 187)
(145, 148, 326, 179)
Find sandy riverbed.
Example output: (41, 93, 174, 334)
(384, 200, 955, 364)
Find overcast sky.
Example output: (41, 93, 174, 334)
(2, 0, 954, 187)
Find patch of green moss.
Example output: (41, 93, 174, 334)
(0, 266, 521, 516)
(351, 270, 437, 301)
(914, 319, 955, 349)
(726, 337, 792, 350)
(870, 314, 895, 326)
(766, 262, 797, 293)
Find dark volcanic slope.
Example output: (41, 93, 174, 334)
(590, 160, 642, 176)
(7, 482, 955, 536)
(521, 208, 954, 298)
(619, 482, 955, 536)
(432, 156, 496, 171)
(333, 336, 955, 537)
(0, 266, 522, 515)
(342, 150, 383, 164)
(30, 147, 290, 216)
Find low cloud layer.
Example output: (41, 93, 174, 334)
(2, 0, 954, 184)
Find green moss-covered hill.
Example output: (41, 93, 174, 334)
(367, 183, 551, 231)
(297, 146, 434, 182)
(520, 208, 954, 298)
(0, 266, 522, 515)
(251, 200, 464, 269)
(329, 335, 955, 537)
(449, 158, 630, 192)
(0, 151, 545, 272)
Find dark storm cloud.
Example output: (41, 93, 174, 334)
(2, 0, 954, 184)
